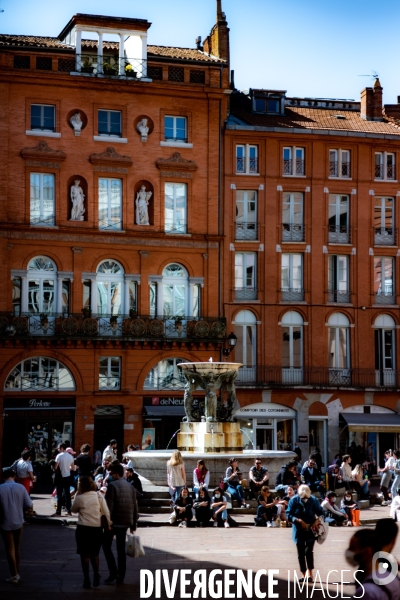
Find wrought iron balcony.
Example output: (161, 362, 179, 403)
(165, 220, 187, 234)
(283, 159, 304, 176)
(374, 227, 397, 246)
(281, 288, 304, 302)
(374, 291, 396, 305)
(234, 287, 258, 301)
(99, 376, 121, 390)
(375, 164, 395, 180)
(235, 222, 259, 241)
(74, 54, 147, 78)
(0, 313, 227, 342)
(6, 375, 60, 391)
(328, 225, 351, 244)
(327, 289, 351, 303)
(236, 157, 258, 174)
(330, 161, 351, 178)
(235, 366, 400, 390)
(282, 223, 305, 242)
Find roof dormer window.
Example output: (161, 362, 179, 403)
(254, 97, 281, 114)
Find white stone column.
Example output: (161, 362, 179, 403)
(156, 284, 163, 317)
(188, 284, 194, 317)
(57, 278, 64, 313)
(91, 279, 97, 313)
(119, 33, 125, 75)
(124, 278, 130, 314)
(21, 277, 28, 313)
(97, 32, 103, 74)
(75, 29, 82, 72)
(140, 33, 147, 78)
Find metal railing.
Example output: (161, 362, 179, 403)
(236, 157, 258, 174)
(6, 376, 60, 391)
(99, 376, 121, 390)
(375, 291, 396, 305)
(0, 313, 227, 341)
(235, 222, 259, 240)
(283, 159, 304, 176)
(281, 288, 304, 302)
(234, 287, 258, 301)
(74, 54, 147, 78)
(328, 225, 351, 244)
(165, 220, 187, 234)
(330, 161, 351, 177)
(282, 223, 305, 242)
(374, 227, 397, 246)
(375, 164, 395, 180)
(235, 366, 400, 389)
(327, 289, 351, 303)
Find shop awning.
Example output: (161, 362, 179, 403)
(341, 412, 400, 433)
(143, 406, 185, 417)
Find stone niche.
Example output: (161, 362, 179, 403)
(67, 175, 88, 222)
(134, 179, 154, 226)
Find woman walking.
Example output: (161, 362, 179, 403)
(71, 476, 110, 589)
(167, 451, 186, 505)
(286, 484, 324, 582)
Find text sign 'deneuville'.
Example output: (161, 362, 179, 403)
(147, 397, 185, 406)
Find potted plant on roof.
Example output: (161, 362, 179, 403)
(124, 63, 136, 78)
(81, 56, 94, 74)
(103, 60, 117, 76)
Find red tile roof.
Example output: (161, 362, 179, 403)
(0, 34, 73, 49)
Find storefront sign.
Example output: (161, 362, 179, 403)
(298, 435, 308, 443)
(3, 397, 76, 410)
(146, 397, 184, 407)
(235, 402, 296, 419)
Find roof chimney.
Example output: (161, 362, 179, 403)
(361, 78, 383, 121)
(203, 0, 229, 62)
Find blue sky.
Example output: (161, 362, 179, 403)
(1, 0, 400, 103)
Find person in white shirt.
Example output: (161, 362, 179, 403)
(102, 439, 117, 462)
(378, 449, 394, 505)
(52, 443, 75, 517)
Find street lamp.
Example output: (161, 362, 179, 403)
(223, 332, 237, 357)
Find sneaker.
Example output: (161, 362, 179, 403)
(178, 522, 184, 527)
(241, 503, 249, 509)
(213, 521, 218, 527)
(224, 522, 230, 528)
(270, 522, 276, 528)
(267, 521, 272, 527)
(181, 521, 187, 527)
(6, 576, 19, 584)
(347, 521, 353, 527)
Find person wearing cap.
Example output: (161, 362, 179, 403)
(52, 443, 76, 517)
(0, 467, 33, 584)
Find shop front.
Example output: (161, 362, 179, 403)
(2, 396, 76, 480)
(142, 397, 185, 450)
(235, 402, 297, 451)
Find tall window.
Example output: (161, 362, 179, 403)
(5, 357, 75, 391)
(281, 311, 303, 384)
(165, 183, 187, 233)
(235, 253, 257, 300)
(374, 314, 396, 386)
(375, 152, 395, 180)
(281, 254, 303, 301)
(144, 357, 186, 390)
(329, 149, 350, 178)
(328, 313, 350, 383)
(328, 194, 350, 243)
(164, 116, 187, 142)
(234, 310, 257, 375)
(27, 257, 57, 314)
(96, 260, 124, 315)
(30, 173, 55, 226)
(99, 357, 121, 390)
(283, 147, 305, 176)
(162, 264, 188, 317)
(374, 257, 395, 304)
(98, 178, 122, 230)
(374, 197, 395, 245)
(236, 144, 258, 174)
(235, 190, 257, 240)
(98, 110, 122, 137)
(30, 104, 55, 131)
(282, 192, 304, 241)
(328, 255, 350, 303)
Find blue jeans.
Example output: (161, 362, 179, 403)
(169, 486, 184, 501)
(227, 483, 245, 503)
(212, 506, 228, 522)
(392, 475, 400, 496)
(193, 485, 208, 497)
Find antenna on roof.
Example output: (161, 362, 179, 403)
(358, 71, 379, 79)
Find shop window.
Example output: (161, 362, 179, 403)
(4, 357, 75, 391)
(144, 357, 186, 390)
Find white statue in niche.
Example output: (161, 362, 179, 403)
(135, 185, 152, 225)
(70, 112, 83, 136)
(70, 180, 85, 221)
(137, 118, 149, 141)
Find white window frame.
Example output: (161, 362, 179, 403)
(234, 310, 257, 377)
(375, 152, 396, 181)
(282, 192, 304, 241)
(164, 115, 187, 142)
(30, 104, 55, 132)
(30, 173, 55, 227)
(281, 254, 303, 292)
(99, 356, 121, 390)
(164, 182, 187, 234)
(328, 255, 350, 302)
(98, 178, 122, 231)
(374, 256, 395, 303)
(283, 147, 305, 176)
(235, 190, 258, 240)
(96, 260, 125, 316)
(5, 357, 75, 391)
(235, 252, 257, 291)
(328, 313, 350, 370)
(236, 144, 258, 174)
(329, 149, 351, 178)
(328, 194, 350, 243)
(97, 109, 122, 137)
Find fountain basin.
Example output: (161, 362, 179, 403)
(178, 421, 243, 453)
(178, 362, 242, 376)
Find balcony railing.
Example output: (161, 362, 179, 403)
(374, 227, 397, 246)
(8, 376, 60, 391)
(282, 223, 305, 242)
(236, 157, 258, 174)
(165, 220, 187, 234)
(281, 288, 304, 302)
(99, 376, 121, 390)
(283, 159, 304, 176)
(0, 313, 227, 341)
(234, 287, 258, 301)
(330, 161, 350, 178)
(375, 164, 395, 180)
(74, 54, 147, 78)
(327, 289, 351, 303)
(328, 225, 351, 244)
(235, 366, 400, 389)
(235, 222, 259, 241)
(375, 291, 396, 305)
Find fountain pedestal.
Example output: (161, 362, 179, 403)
(177, 421, 243, 453)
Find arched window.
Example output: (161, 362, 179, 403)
(374, 314, 396, 385)
(96, 260, 124, 315)
(281, 311, 303, 383)
(150, 264, 200, 319)
(27, 256, 57, 314)
(234, 310, 257, 366)
(328, 313, 350, 369)
(144, 357, 186, 390)
(5, 357, 75, 391)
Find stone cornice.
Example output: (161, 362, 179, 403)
(20, 141, 66, 162)
(155, 152, 197, 172)
(89, 146, 133, 167)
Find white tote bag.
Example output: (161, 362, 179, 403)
(126, 533, 145, 558)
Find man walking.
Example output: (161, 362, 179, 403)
(0, 467, 33, 584)
(103, 463, 138, 585)
(52, 443, 75, 516)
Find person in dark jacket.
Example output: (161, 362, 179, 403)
(301, 457, 326, 496)
(286, 484, 324, 582)
(103, 463, 138, 585)
(125, 467, 143, 499)
(275, 461, 301, 492)
(193, 487, 211, 527)
(174, 487, 193, 527)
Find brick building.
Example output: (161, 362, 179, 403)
(225, 81, 400, 467)
(0, 8, 230, 470)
